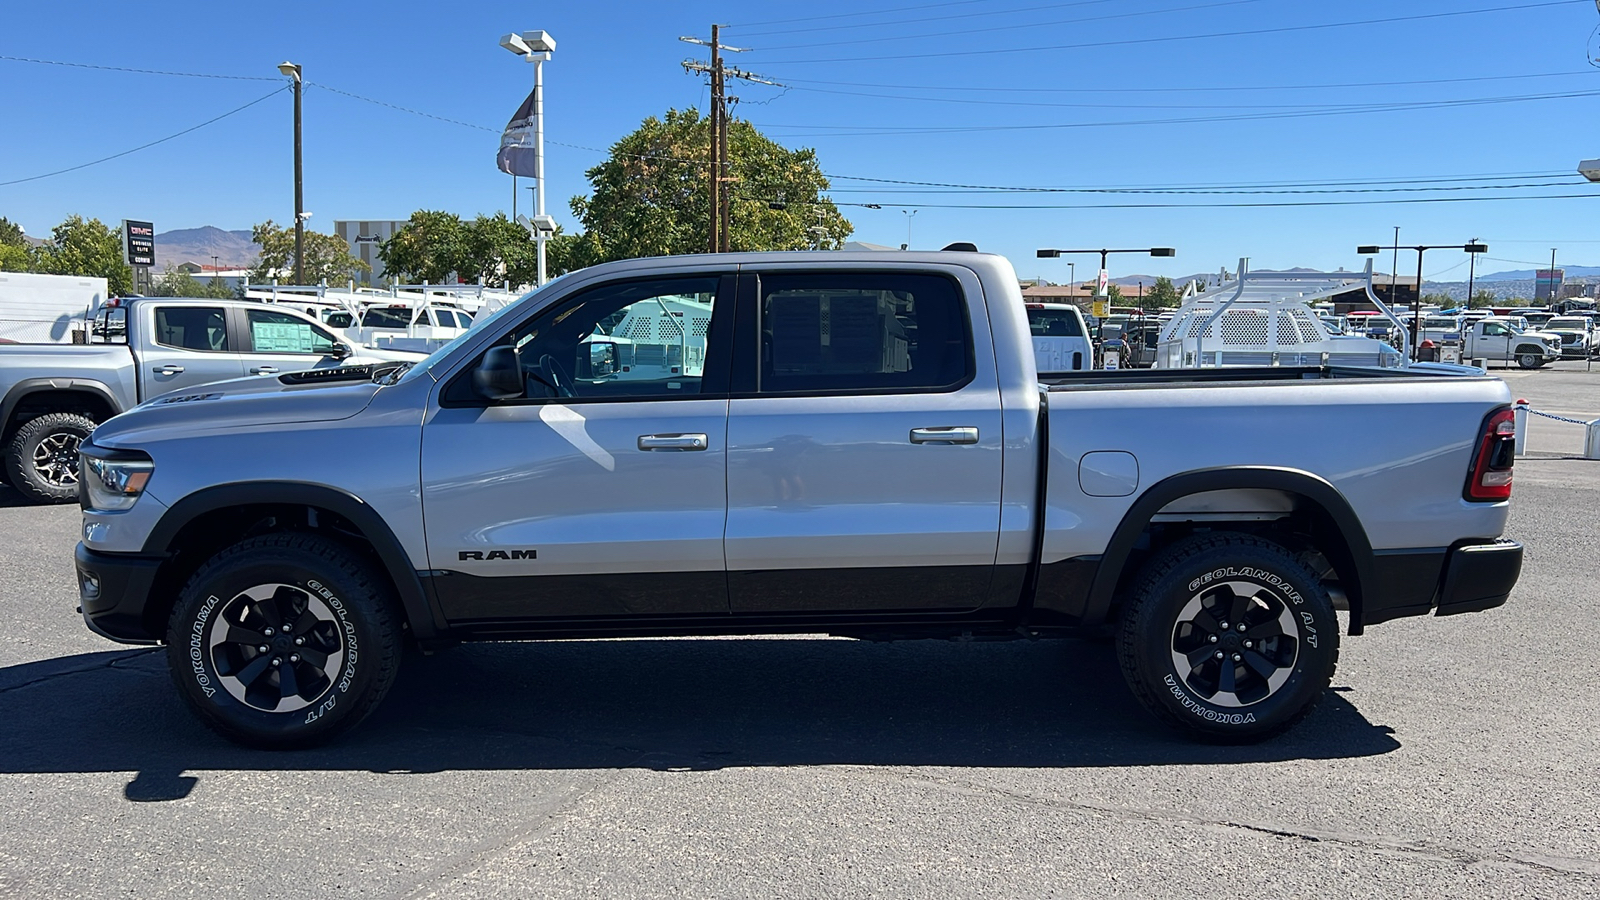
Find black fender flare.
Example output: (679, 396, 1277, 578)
(141, 482, 443, 641)
(1082, 466, 1376, 634)
(1, 378, 124, 434)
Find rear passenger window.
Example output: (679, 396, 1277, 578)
(154, 307, 229, 352)
(758, 273, 971, 393)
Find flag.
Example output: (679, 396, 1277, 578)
(497, 89, 539, 177)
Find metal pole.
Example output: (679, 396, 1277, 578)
(292, 68, 304, 286)
(708, 25, 721, 254)
(1413, 247, 1424, 359)
(513, 174, 517, 220)
(1390, 226, 1399, 317)
(1466, 246, 1477, 309)
(1550, 247, 1558, 307)
(534, 54, 548, 286)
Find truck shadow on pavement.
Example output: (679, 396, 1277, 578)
(0, 638, 1399, 801)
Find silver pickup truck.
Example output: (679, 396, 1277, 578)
(0, 296, 418, 503)
(71, 250, 1523, 748)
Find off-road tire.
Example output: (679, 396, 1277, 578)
(4, 412, 95, 504)
(165, 533, 403, 749)
(1116, 532, 1340, 743)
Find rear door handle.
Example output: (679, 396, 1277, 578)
(910, 426, 979, 445)
(249, 366, 279, 375)
(638, 433, 709, 451)
(152, 365, 184, 376)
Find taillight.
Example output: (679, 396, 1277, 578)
(1465, 407, 1516, 501)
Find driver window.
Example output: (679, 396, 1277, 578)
(1483, 323, 1507, 337)
(495, 276, 722, 400)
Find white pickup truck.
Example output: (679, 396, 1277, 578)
(72, 250, 1523, 748)
(1442, 318, 1562, 368)
(0, 297, 419, 502)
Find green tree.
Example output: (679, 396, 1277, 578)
(1103, 283, 1125, 304)
(34, 216, 132, 294)
(1145, 275, 1181, 309)
(248, 220, 369, 285)
(0, 244, 28, 272)
(0, 217, 25, 249)
(1469, 289, 1497, 309)
(459, 213, 537, 285)
(378, 210, 467, 284)
(569, 107, 851, 264)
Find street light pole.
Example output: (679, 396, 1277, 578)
(501, 31, 557, 286)
(1357, 241, 1486, 358)
(277, 62, 304, 285)
(1036, 246, 1177, 306)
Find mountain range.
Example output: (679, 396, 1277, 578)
(153, 226, 259, 269)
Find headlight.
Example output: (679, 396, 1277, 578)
(80, 449, 154, 511)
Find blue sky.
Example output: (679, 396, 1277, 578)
(4, 0, 1600, 282)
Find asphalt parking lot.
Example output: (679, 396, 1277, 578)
(1, 367, 1597, 899)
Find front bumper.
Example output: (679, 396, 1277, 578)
(75, 542, 165, 644)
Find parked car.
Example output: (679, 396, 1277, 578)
(74, 249, 1522, 749)
(1540, 316, 1598, 358)
(0, 297, 422, 503)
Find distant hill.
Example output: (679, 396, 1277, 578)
(153, 226, 258, 269)
(1475, 265, 1600, 282)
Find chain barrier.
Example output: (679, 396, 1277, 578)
(1525, 408, 1596, 426)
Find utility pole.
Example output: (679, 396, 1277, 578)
(682, 30, 780, 254)
(277, 62, 305, 285)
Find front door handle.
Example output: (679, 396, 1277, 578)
(153, 365, 184, 376)
(249, 366, 279, 375)
(910, 426, 979, 445)
(638, 433, 709, 451)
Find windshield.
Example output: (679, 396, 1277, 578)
(396, 286, 546, 384)
(362, 307, 414, 329)
(1027, 308, 1084, 337)
(1548, 318, 1589, 330)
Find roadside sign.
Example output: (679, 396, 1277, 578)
(1097, 267, 1109, 297)
(1092, 300, 1108, 318)
(121, 220, 155, 267)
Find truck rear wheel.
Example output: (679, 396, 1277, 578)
(1116, 533, 1339, 742)
(165, 533, 403, 749)
(5, 412, 95, 504)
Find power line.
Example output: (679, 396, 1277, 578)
(822, 181, 1582, 196)
(307, 82, 499, 132)
(753, 0, 1268, 51)
(725, 0, 997, 31)
(795, 193, 1600, 209)
(764, 70, 1600, 95)
(754, 0, 1587, 64)
(0, 87, 288, 188)
(0, 54, 279, 81)
(752, 87, 1600, 135)
(826, 170, 1578, 190)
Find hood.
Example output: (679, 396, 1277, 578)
(91, 371, 386, 447)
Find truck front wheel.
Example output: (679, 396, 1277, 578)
(165, 533, 403, 749)
(4, 412, 96, 504)
(1116, 533, 1339, 742)
(1515, 351, 1544, 369)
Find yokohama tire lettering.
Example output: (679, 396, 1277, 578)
(188, 595, 221, 697)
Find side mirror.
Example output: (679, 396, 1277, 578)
(331, 342, 353, 360)
(474, 346, 524, 400)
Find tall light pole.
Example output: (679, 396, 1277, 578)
(1068, 262, 1076, 296)
(1036, 247, 1176, 312)
(902, 209, 918, 250)
(277, 62, 304, 285)
(501, 31, 556, 285)
(1358, 241, 1486, 358)
(1465, 238, 1480, 309)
